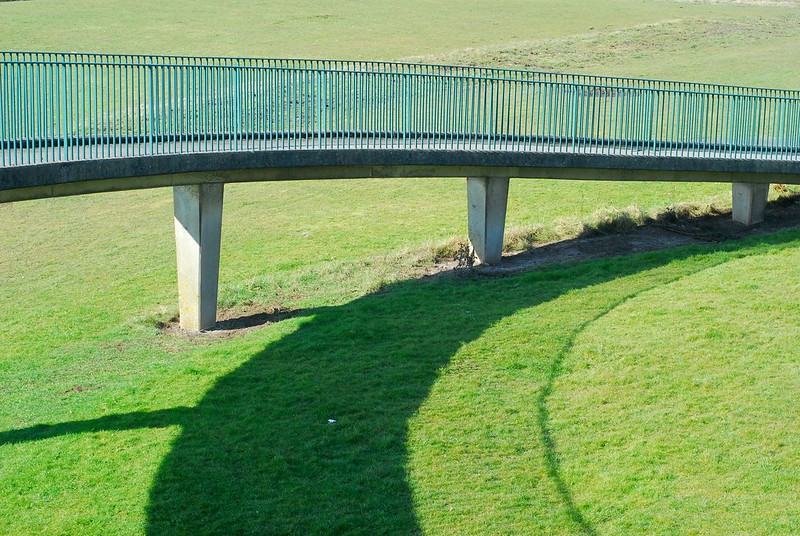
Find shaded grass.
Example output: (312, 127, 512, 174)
(3, 231, 800, 534)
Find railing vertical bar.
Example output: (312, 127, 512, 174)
(679, 91, 688, 157)
(179, 63, 185, 155)
(77, 61, 84, 161)
(89, 56, 95, 158)
(64, 61, 70, 162)
(414, 71, 421, 149)
(779, 97, 789, 159)
(0, 59, 7, 167)
(97, 60, 103, 158)
(738, 95, 747, 158)
(104, 59, 109, 158)
(147, 61, 154, 156)
(783, 97, 793, 160)
(734, 96, 743, 159)
(22, 61, 30, 164)
(304, 68, 310, 149)
(497, 77, 505, 150)
(759, 96, 768, 160)
(740, 96, 749, 158)
(524, 78, 533, 151)
(190, 64, 196, 154)
(743, 96, 753, 159)
(112, 60, 118, 158)
(19, 61, 25, 164)
(29, 61, 36, 163)
(773, 96, 781, 159)
(793, 101, 800, 159)
(57, 62, 64, 162)
(356, 69, 362, 148)
(469, 75, 477, 151)
(30, 59, 38, 163)
(207, 64, 213, 153)
(103, 59, 109, 159)
(126, 62, 132, 157)
(16, 60, 21, 165)
(508, 78, 516, 149)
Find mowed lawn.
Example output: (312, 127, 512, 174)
(2, 1, 800, 534)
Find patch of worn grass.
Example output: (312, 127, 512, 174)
(405, 16, 800, 72)
(669, 0, 798, 5)
(407, 12, 800, 87)
(0, 0, 732, 60)
(2, 0, 799, 86)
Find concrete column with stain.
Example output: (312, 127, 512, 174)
(173, 183, 224, 331)
(732, 182, 769, 226)
(467, 176, 510, 265)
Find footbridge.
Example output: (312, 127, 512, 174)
(3, 52, 800, 330)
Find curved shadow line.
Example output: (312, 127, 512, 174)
(536, 257, 740, 535)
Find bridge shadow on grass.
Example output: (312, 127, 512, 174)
(2, 230, 798, 534)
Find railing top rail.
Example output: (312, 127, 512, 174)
(2, 56, 797, 103)
(2, 50, 799, 98)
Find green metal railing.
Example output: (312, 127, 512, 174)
(2, 51, 799, 167)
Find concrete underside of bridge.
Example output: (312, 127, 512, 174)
(3, 148, 800, 203)
(1, 149, 794, 330)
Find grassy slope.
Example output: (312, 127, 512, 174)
(2, 0, 800, 534)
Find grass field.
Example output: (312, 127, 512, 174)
(2, 0, 800, 534)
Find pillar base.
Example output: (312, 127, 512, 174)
(467, 177, 510, 265)
(173, 184, 224, 331)
(732, 182, 769, 226)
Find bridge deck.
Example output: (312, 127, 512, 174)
(3, 135, 800, 204)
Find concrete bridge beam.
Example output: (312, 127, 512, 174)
(732, 182, 769, 226)
(467, 176, 510, 265)
(173, 184, 224, 331)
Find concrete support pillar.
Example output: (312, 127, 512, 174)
(732, 182, 769, 226)
(173, 183, 224, 331)
(467, 176, 510, 265)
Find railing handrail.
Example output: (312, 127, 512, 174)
(2, 50, 799, 169)
(3, 50, 799, 98)
(3, 56, 799, 104)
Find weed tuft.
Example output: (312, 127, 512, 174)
(453, 242, 476, 268)
(581, 206, 645, 237)
(138, 306, 179, 330)
(505, 224, 547, 252)
(652, 201, 725, 224)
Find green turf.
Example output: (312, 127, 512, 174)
(2, 0, 800, 533)
(4, 234, 800, 534)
